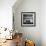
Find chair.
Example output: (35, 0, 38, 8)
(14, 33, 23, 46)
(25, 40, 35, 46)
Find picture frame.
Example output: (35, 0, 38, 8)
(21, 12, 36, 27)
(13, 13, 15, 31)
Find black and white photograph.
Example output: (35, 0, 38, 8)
(21, 12, 36, 27)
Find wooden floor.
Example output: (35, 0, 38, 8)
(0, 39, 16, 46)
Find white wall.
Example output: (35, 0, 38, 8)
(40, 0, 46, 46)
(13, 0, 41, 46)
(0, 0, 16, 29)
(13, 0, 46, 46)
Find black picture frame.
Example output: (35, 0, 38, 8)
(21, 12, 36, 27)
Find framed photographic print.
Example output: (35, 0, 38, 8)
(21, 12, 36, 27)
